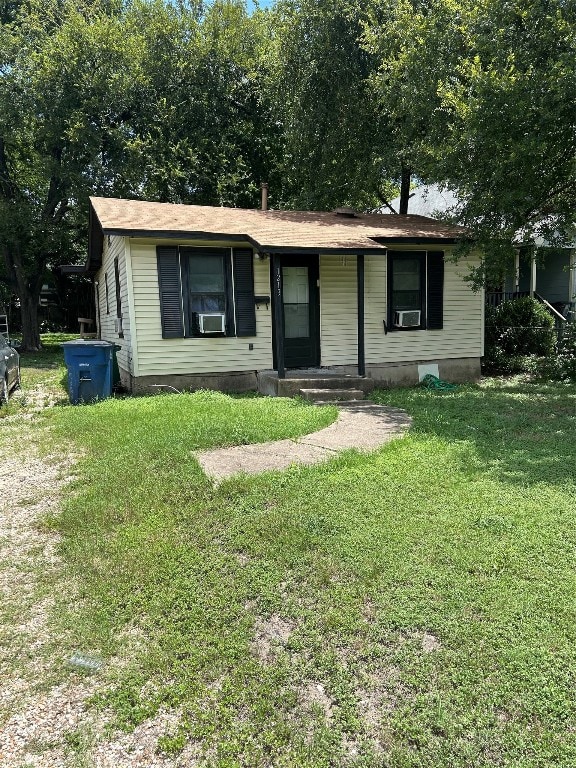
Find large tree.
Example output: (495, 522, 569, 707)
(270, 0, 397, 211)
(0, 0, 143, 349)
(365, 0, 576, 276)
(119, 0, 284, 208)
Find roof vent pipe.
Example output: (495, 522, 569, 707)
(333, 207, 357, 218)
(261, 182, 268, 211)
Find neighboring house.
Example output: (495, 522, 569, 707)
(503, 238, 576, 320)
(86, 196, 483, 394)
(387, 184, 576, 318)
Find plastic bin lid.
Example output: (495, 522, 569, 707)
(61, 339, 116, 347)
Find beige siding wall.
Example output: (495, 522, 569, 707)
(319, 250, 482, 367)
(365, 250, 483, 364)
(95, 235, 133, 373)
(319, 255, 358, 366)
(107, 240, 481, 380)
(130, 240, 273, 375)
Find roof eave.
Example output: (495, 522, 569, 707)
(101, 228, 259, 249)
(87, 202, 104, 272)
(94, 226, 466, 254)
(99, 228, 389, 254)
(370, 236, 465, 246)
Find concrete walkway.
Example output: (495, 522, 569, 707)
(196, 403, 412, 482)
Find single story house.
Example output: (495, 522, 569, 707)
(87, 196, 483, 394)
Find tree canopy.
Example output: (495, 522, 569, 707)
(365, 0, 576, 278)
(0, 0, 281, 347)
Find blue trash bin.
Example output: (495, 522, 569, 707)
(62, 340, 115, 404)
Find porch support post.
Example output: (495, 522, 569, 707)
(357, 253, 365, 377)
(272, 253, 285, 379)
(529, 248, 537, 297)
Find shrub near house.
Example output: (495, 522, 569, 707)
(484, 297, 556, 373)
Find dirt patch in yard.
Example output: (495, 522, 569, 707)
(251, 614, 295, 663)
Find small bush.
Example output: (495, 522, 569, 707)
(484, 297, 556, 372)
(536, 322, 576, 380)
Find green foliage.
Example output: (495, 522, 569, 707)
(365, 0, 576, 245)
(0, 0, 282, 347)
(0, 0, 144, 347)
(271, 0, 393, 211)
(2, 0, 576, 347)
(120, 0, 283, 207)
(484, 297, 556, 372)
(537, 322, 576, 381)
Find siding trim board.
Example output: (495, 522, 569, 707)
(124, 239, 139, 376)
(94, 235, 133, 375)
(114, 256, 124, 338)
(105, 231, 391, 255)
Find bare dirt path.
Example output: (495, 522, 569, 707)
(0, 407, 197, 767)
(0, 412, 95, 768)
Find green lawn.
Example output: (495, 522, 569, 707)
(37, 375, 576, 767)
(9, 348, 576, 767)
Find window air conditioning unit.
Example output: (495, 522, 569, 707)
(114, 316, 123, 334)
(394, 310, 421, 328)
(198, 312, 226, 334)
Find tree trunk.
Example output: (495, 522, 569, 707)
(19, 292, 41, 350)
(399, 166, 411, 214)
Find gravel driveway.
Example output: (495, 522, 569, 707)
(0, 412, 95, 768)
(0, 408, 193, 767)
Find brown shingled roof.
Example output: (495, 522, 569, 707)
(89, 196, 466, 255)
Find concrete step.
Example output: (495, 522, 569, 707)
(298, 377, 374, 392)
(299, 388, 365, 403)
(258, 370, 375, 398)
(315, 399, 378, 407)
(288, 377, 374, 396)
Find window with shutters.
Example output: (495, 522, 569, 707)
(387, 251, 444, 331)
(156, 246, 256, 339)
(181, 248, 232, 336)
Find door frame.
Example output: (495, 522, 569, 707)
(271, 254, 320, 371)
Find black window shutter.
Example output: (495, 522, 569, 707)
(114, 257, 122, 318)
(427, 251, 444, 329)
(233, 249, 256, 337)
(157, 247, 184, 338)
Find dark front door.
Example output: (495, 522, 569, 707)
(281, 256, 320, 368)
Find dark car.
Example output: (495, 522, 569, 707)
(0, 334, 20, 402)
